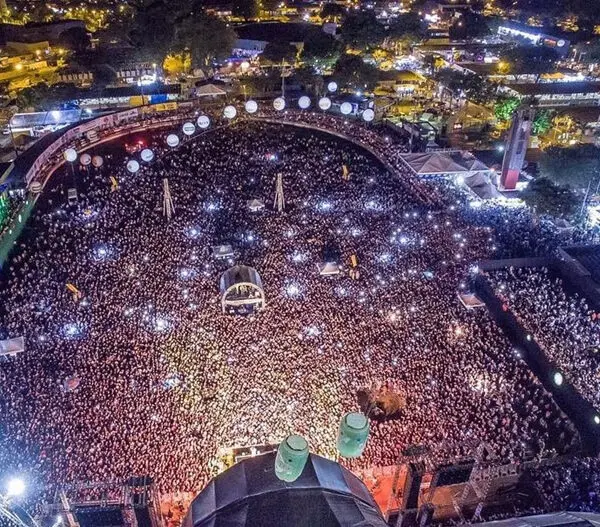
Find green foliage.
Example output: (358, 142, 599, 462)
(129, 0, 178, 63)
(261, 41, 297, 65)
(333, 54, 379, 91)
(434, 68, 496, 104)
(386, 12, 426, 44)
(449, 11, 489, 40)
(532, 109, 553, 136)
(301, 29, 344, 71)
(176, 12, 236, 69)
(521, 177, 579, 218)
(0, 193, 9, 230)
(231, 0, 259, 20)
(499, 45, 560, 81)
(539, 145, 600, 190)
(58, 27, 91, 53)
(320, 3, 346, 20)
(339, 12, 385, 50)
(16, 82, 80, 111)
(494, 97, 520, 121)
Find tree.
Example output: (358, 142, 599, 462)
(386, 13, 426, 51)
(320, 3, 346, 21)
(176, 12, 236, 70)
(521, 177, 579, 217)
(494, 96, 520, 121)
(301, 29, 343, 72)
(333, 54, 379, 91)
(449, 11, 490, 40)
(499, 45, 560, 82)
(339, 12, 385, 50)
(261, 41, 297, 65)
(16, 82, 80, 111)
(532, 109, 553, 136)
(129, 0, 178, 63)
(574, 38, 600, 64)
(231, 0, 259, 20)
(58, 27, 91, 53)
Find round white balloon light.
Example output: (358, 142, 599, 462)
(340, 102, 353, 115)
(223, 105, 237, 119)
(126, 160, 140, 173)
(273, 97, 285, 111)
(318, 97, 332, 111)
(141, 149, 155, 162)
(327, 81, 338, 93)
(362, 108, 375, 122)
(197, 115, 210, 129)
(92, 155, 103, 168)
(64, 148, 77, 163)
(298, 96, 311, 109)
(166, 134, 180, 148)
(79, 153, 92, 166)
(182, 122, 196, 136)
(245, 100, 258, 114)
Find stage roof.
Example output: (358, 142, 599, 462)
(220, 265, 263, 292)
(402, 151, 491, 176)
(10, 109, 82, 128)
(183, 452, 387, 527)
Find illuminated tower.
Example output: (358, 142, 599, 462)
(500, 107, 534, 191)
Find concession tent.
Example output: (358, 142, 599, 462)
(318, 261, 341, 276)
(183, 452, 387, 527)
(195, 84, 227, 98)
(212, 244, 235, 260)
(0, 336, 25, 357)
(247, 199, 265, 212)
(402, 151, 501, 199)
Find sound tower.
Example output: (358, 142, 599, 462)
(401, 461, 426, 511)
(500, 107, 534, 191)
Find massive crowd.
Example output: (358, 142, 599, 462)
(489, 267, 600, 407)
(0, 115, 591, 509)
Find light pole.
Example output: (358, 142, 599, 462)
(0, 478, 39, 527)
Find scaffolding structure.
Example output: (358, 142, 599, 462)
(162, 179, 175, 220)
(273, 173, 285, 212)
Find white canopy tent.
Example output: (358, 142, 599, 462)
(0, 336, 25, 357)
(247, 199, 265, 212)
(213, 244, 235, 260)
(195, 84, 227, 97)
(402, 151, 501, 199)
(318, 262, 341, 276)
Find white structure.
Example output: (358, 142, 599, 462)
(274, 173, 285, 212)
(220, 265, 265, 315)
(402, 151, 500, 199)
(163, 178, 175, 220)
(213, 244, 235, 260)
(0, 336, 24, 357)
(248, 198, 265, 212)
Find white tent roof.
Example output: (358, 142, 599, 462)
(213, 244, 234, 259)
(402, 151, 492, 176)
(0, 336, 25, 356)
(195, 83, 227, 97)
(319, 262, 341, 275)
(247, 199, 265, 211)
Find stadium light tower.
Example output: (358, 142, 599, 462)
(0, 478, 39, 527)
(5, 479, 25, 498)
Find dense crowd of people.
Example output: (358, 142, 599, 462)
(489, 267, 600, 407)
(0, 114, 595, 514)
